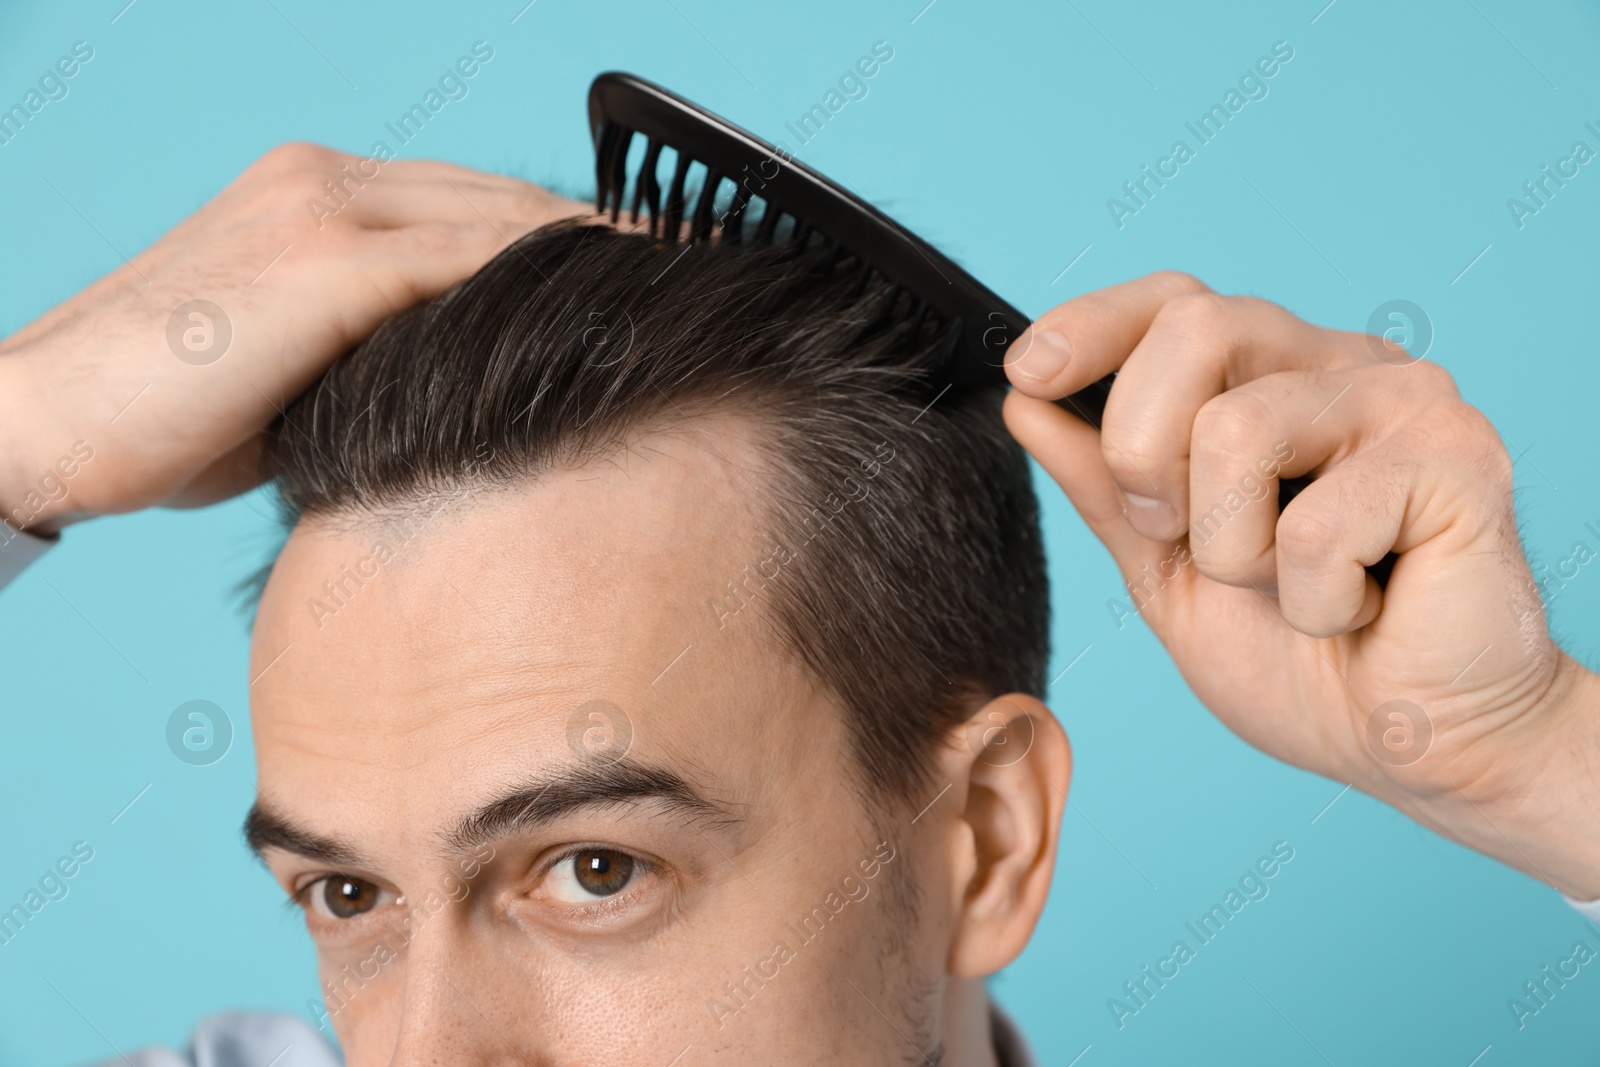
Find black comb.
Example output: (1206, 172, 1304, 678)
(588, 71, 1112, 421)
(587, 72, 1393, 587)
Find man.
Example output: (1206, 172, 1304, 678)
(2, 144, 1597, 1065)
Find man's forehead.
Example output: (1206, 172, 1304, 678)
(258, 418, 765, 656)
(246, 414, 814, 789)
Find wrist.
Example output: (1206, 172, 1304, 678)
(1400, 655, 1600, 900)
(0, 345, 81, 537)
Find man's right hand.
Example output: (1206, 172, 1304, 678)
(0, 142, 589, 534)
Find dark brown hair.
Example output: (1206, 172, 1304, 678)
(264, 220, 1049, 807)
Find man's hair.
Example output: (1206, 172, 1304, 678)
(264, 220, 1049, 807)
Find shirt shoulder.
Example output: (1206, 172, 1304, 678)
(0, 527, 56, 590)
(89, 1013, 340, 1067)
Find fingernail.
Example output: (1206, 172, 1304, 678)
(1007, 328, 1073, 385)
(1122, 493, 1180, 541)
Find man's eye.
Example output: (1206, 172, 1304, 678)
(546, 849, 638, 903)
(307, 875, 389, 920)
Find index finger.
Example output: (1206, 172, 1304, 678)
(1004, 270, 1209, 400)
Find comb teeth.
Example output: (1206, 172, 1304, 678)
(591, 116, 969, 363)
(754, 199, 783, 242)
(848, 258, 873, 297)
(608, 128, 633, 224)
(908, 299, 931, 343)
(662, 145, 691, 243)
(598, 119, 834, 255)
(587, 74, 1055, 404)
(592, 119, 958, 360)
(691, 167, 722, 243)
(593, 121, 619, 216)
(635, 138, 663, 234)
(722, 186, 750, 243)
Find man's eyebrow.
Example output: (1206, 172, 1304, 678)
(444, 759, 737, 853)
(244, 803, 368, 868)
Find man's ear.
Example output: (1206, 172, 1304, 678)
(935, 692, 1071, 979)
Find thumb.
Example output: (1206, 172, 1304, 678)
(1003, 391, 1179, 597)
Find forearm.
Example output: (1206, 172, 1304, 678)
(1401, 654, 1600, 901)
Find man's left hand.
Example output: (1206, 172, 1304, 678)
(1003, 271, 1600, 900)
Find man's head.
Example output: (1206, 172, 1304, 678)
(247, 220, 1071, 1066)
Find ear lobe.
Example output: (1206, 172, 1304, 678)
(943, 692, 1071, 979)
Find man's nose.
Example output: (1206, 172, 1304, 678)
(384, 926, 551, 1067)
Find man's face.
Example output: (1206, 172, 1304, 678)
(249, 417, 954, 1065)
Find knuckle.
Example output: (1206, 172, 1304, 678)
(254, 140, 335, 175)
(1191, 543, 1269, 587)
(1404, 356, 1459, 395)
(1156, 291, 1235, 340)
(1147, 270, 1210, 297)
(1193, 392, 1274, 459)
(1100, 426, 1166, 489)
(1436, 401, 1512, 490)
(1231, 294, 1295, 324)
(240, 143, 352, 231)
(1276, 502, 1343, 564)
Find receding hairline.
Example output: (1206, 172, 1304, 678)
(273, 387, 806, 534)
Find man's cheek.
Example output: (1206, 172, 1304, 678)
(315, 942, 408, 1044)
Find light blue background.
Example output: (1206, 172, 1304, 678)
(2, 0, 1598, 1063)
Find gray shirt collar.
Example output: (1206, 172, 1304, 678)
(103, 1008, 1040, 1067)
(990, 1001, 1039, 1067)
